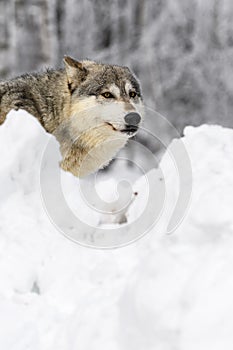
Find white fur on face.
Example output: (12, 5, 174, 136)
(68, 94, 143, 136)
(108, 84, 121, 99)
(125, 81, 132, 95)
(57, 87, 144, 177)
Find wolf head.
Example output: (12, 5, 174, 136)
(58, 56, 144, 177)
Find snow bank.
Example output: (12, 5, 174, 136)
(1, 111, 233, 349)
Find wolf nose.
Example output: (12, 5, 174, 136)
(124, 112, 141, 126)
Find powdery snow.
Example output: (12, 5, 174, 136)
(1, 110, 233, 349)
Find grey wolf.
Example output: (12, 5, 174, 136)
(0, 56, 144, 177)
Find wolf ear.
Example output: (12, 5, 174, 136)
(63, 56, 88, 92)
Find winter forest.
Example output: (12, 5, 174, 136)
(1, 1, 233, 349)
(1, 0, 233, 137)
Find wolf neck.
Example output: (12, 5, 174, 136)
(0, 69, 70, 133)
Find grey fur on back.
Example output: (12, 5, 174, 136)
(0, 70, 69, 132)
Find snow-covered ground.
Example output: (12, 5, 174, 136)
(1, 110, 233, 349)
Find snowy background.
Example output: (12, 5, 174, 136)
(1, 1, 233, 349)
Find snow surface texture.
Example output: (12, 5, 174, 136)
(1, 110, 233, 349)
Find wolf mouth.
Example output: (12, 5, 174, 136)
(121, 126, 138, 135)
(105, 122, 117, 131)
(105, 122, 138, 135)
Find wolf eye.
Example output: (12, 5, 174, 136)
(129, 91, 137, 98)
(102, 92, 114, 98)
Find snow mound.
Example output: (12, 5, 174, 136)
(1, 111, 233, 349)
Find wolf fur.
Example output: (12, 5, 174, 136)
(0, 56, 143, 177)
